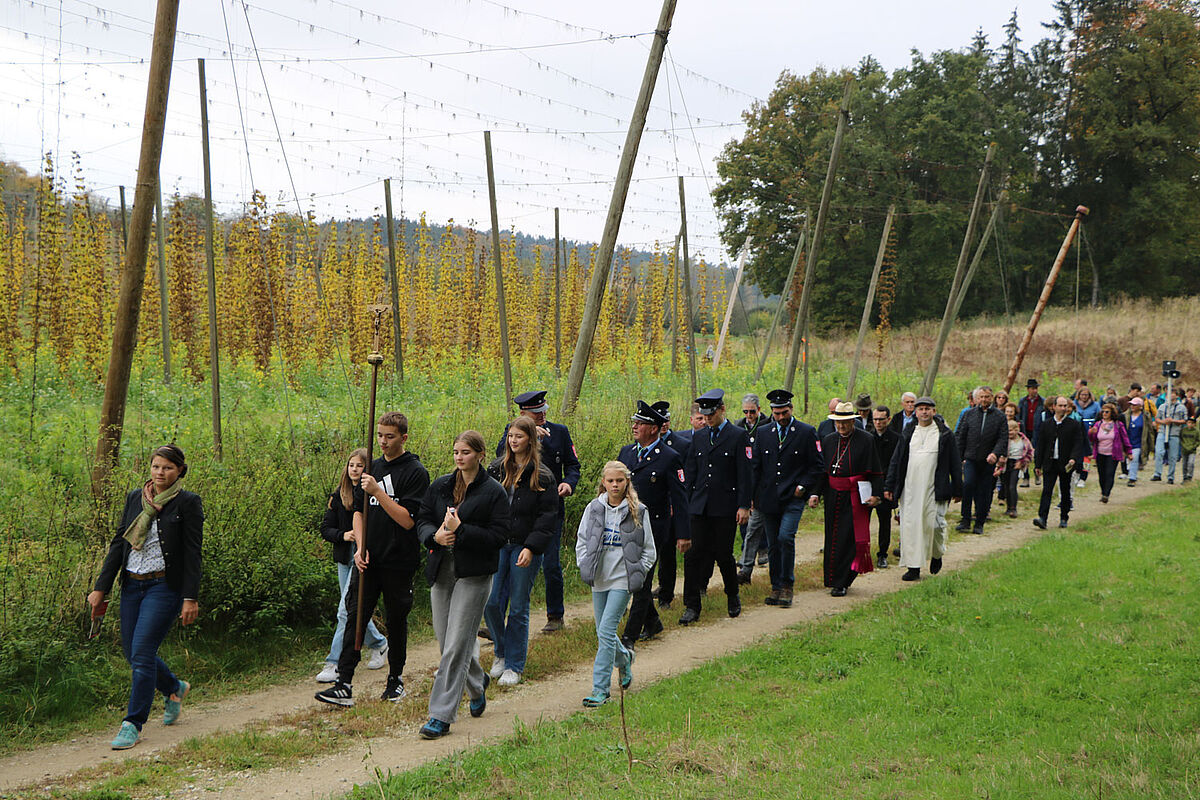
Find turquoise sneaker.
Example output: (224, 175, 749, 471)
(619, 649, 636, 691)
(111, 721, 141, 750)
(163, 679, 190, 726)
(582, 691, 610, 708)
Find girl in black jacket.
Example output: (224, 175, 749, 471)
(88, 445, 203, 751)
(415, 430, 510, 740)
(483, 416, 558, 688)
(316, 449, 387, 683)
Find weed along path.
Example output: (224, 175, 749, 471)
(1, 478, 1177, 798)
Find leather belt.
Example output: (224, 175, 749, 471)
(126, 569, 166, 581)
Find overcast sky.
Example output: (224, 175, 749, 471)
(0, 0, 1059, 262)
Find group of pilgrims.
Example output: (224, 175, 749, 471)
(89, 375, 1181, 749)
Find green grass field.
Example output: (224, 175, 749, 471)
(356, 486, 1199, 800)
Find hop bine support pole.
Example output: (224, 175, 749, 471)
(1003, 206, 1089, 395)
(846, 204, 896, 398)
(356, 305, 388, 651)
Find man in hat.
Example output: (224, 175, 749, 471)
(735, 393, 771, 583)
(751, 389, 822, 608)
(869, 405, 903, 568)
(810, 402, 882, 596)
(680, 389, 753, 624)
(618, 402, 690, 644)
(496, 390, 581, 633)
(1033, 396, 1086, 529)
(954, 385, 1007, 535)
(888, 392, 919, 435)
(1017, 378, 1044, 487)
(854, 393, 873, 431)
(884, 397, 962, 582)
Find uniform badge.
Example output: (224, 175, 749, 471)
(677, 469, 685, 482)
(745, 446, 752, 459)
(572, 444, 578, 457)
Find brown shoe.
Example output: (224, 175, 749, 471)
(764, 588, 781, 606)
(777, 589, 793, 608)
(541, 617, 564, 633)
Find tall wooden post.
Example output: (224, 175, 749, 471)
(198, 58, 223, 459)
(949, 189, 1007, 323)
(383, 179, 404, 382)
(484, 131, 514, 406)
(670, 230, 681, 373)
(561, 0, 677, 414)
(755, 226, 807, 381)
(1003, 206, 1089, 394)
(846, 204, 895, 397)
(118, 185, 129, 250)
(920, 143, 996, 396)
(679, 177, 698, 400)
(90, 0, 180, 491)
(785, 76, 853, 394)
(554, 207, 562, 376)
(712, 236, 750, 370)
(154, 184, 171, 384)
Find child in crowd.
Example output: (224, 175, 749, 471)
(1001, 420, 1033, 517)
(575, 461, 656, 708)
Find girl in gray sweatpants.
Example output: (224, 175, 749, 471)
(575, 461, 656, 707)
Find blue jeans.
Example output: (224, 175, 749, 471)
(591, 588, 631, 694)
(484, 543, 543, 674)
(542, 517, 565, 619)
(1128, 448, 1142, 481)
(325, 561, 386, 663)
(119, 577, 183, 729)
(1154, 433, 1181, 481)
(761, 499, 806, 590)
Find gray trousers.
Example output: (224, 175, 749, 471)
(428, 555, 491, 724)
(738, 508, 766, 570)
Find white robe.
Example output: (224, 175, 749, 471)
(898, 422, 948, 568)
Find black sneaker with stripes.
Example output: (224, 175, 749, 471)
(315, 681, 353, 707)
(381, 675, 406, 702)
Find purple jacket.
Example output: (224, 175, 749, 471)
(1088, 419, 1132, 462)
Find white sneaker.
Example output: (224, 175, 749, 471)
(366, 644, 388, 670)
(498, 669, 521, 687)
(489, 658, 506, 679)
(315, 663, 339, 683)
(1075, 478, 1086, 489)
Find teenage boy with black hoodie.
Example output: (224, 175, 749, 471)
(317, 412, 430, 707)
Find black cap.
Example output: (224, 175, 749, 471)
(513, 390, 548, 413)
(695, 388, 725, 415)
(766, 389, 794, 408)
(632, 400, 668, 427)
(1026, 378, 1040, 388)
(854, 392, 873, 411)
(914, 396, 936, 407)
(650, 400, 671, 420)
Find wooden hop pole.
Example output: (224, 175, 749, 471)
(484, 131, 514, 406)
(561, 0, 677, 414)
(554, 208, 562, 376)
(154, 182, 171, 384)
(679, 177, 698, 400)
(712, 236, 750, 370)
(198, 58, 223, 460)
(91, 0, 180, 492)
(356, 305, 387, 651)
(846, 204, 895, 398)
(754, 225, 807, 381)
(383, 179, 404, 382)
(670, 230, 681, 373)
(1003, 206, 1089, 395)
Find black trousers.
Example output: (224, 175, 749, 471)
(1038, 460, 1073, 522)
(1096, 453, 1120, 497)
(624, 515, 670, 639)
(873, 504, 893, 557)
(961, 459, 996, 526)
(1001, 465, 1021, 513)
(337, 562, 416, 684)
(655, 516, 679, 603)
(683, 514, 739, 612)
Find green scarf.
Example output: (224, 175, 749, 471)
(123, 479, 183, 551)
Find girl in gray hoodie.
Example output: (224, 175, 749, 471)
(575, 461, 656, 707)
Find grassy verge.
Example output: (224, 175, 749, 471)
(347, 485, 1200, 800)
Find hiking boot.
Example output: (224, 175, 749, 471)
(619, 649, 636, 690)
(1032, 517, 1047, 530)
(679, 607, 699, 625)
(582, 691, 610, 708)
(736, 567, 752, 585)
(381, 675, 406, 702)
(764, 588, 781, 606)
(315, 681, 354, 707)
(541, 617, 564, 633)
(469, 674, 489, 718)
(1150, 475, 1162, 482)
(727, 595, 742, 618)
(777, 589, 793, 608)
(110, 721, 140, 750)
(955, 520, 972, 533)
(163, 679, 190, 726)
(902, 568, 920, 581)
(419, 718, 450, 739)
(972, 524, 985, 535)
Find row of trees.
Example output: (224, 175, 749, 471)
(0, 156, 735, 381)
(714, 0, 1200, 330)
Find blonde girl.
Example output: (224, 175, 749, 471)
(574, 461, 656, 707)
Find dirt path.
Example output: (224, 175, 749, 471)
(0, 478, 1176, 796)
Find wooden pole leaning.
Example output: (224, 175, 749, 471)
(670, 230, 681, 373)
(90, 0, 180, 492)
(483, 131, 515, 406)
(949, 188, 1008, 324)
(561, 0, 678, 414)
(198, 58, 223, 459)
(785, 76, 854, 394)
(846, 204, 896, 398)
(356, 306, 387, 651)
(1002, 206, 1089, 395)
(712, 236, 751, 370)
(754, 226, 807, 381)
(679, 177, 698, 400)
(383, 179, 404, 382)
(554, 208, 562, 376)
(920, 143, 996, 397)
(155, 182, 171, 384)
